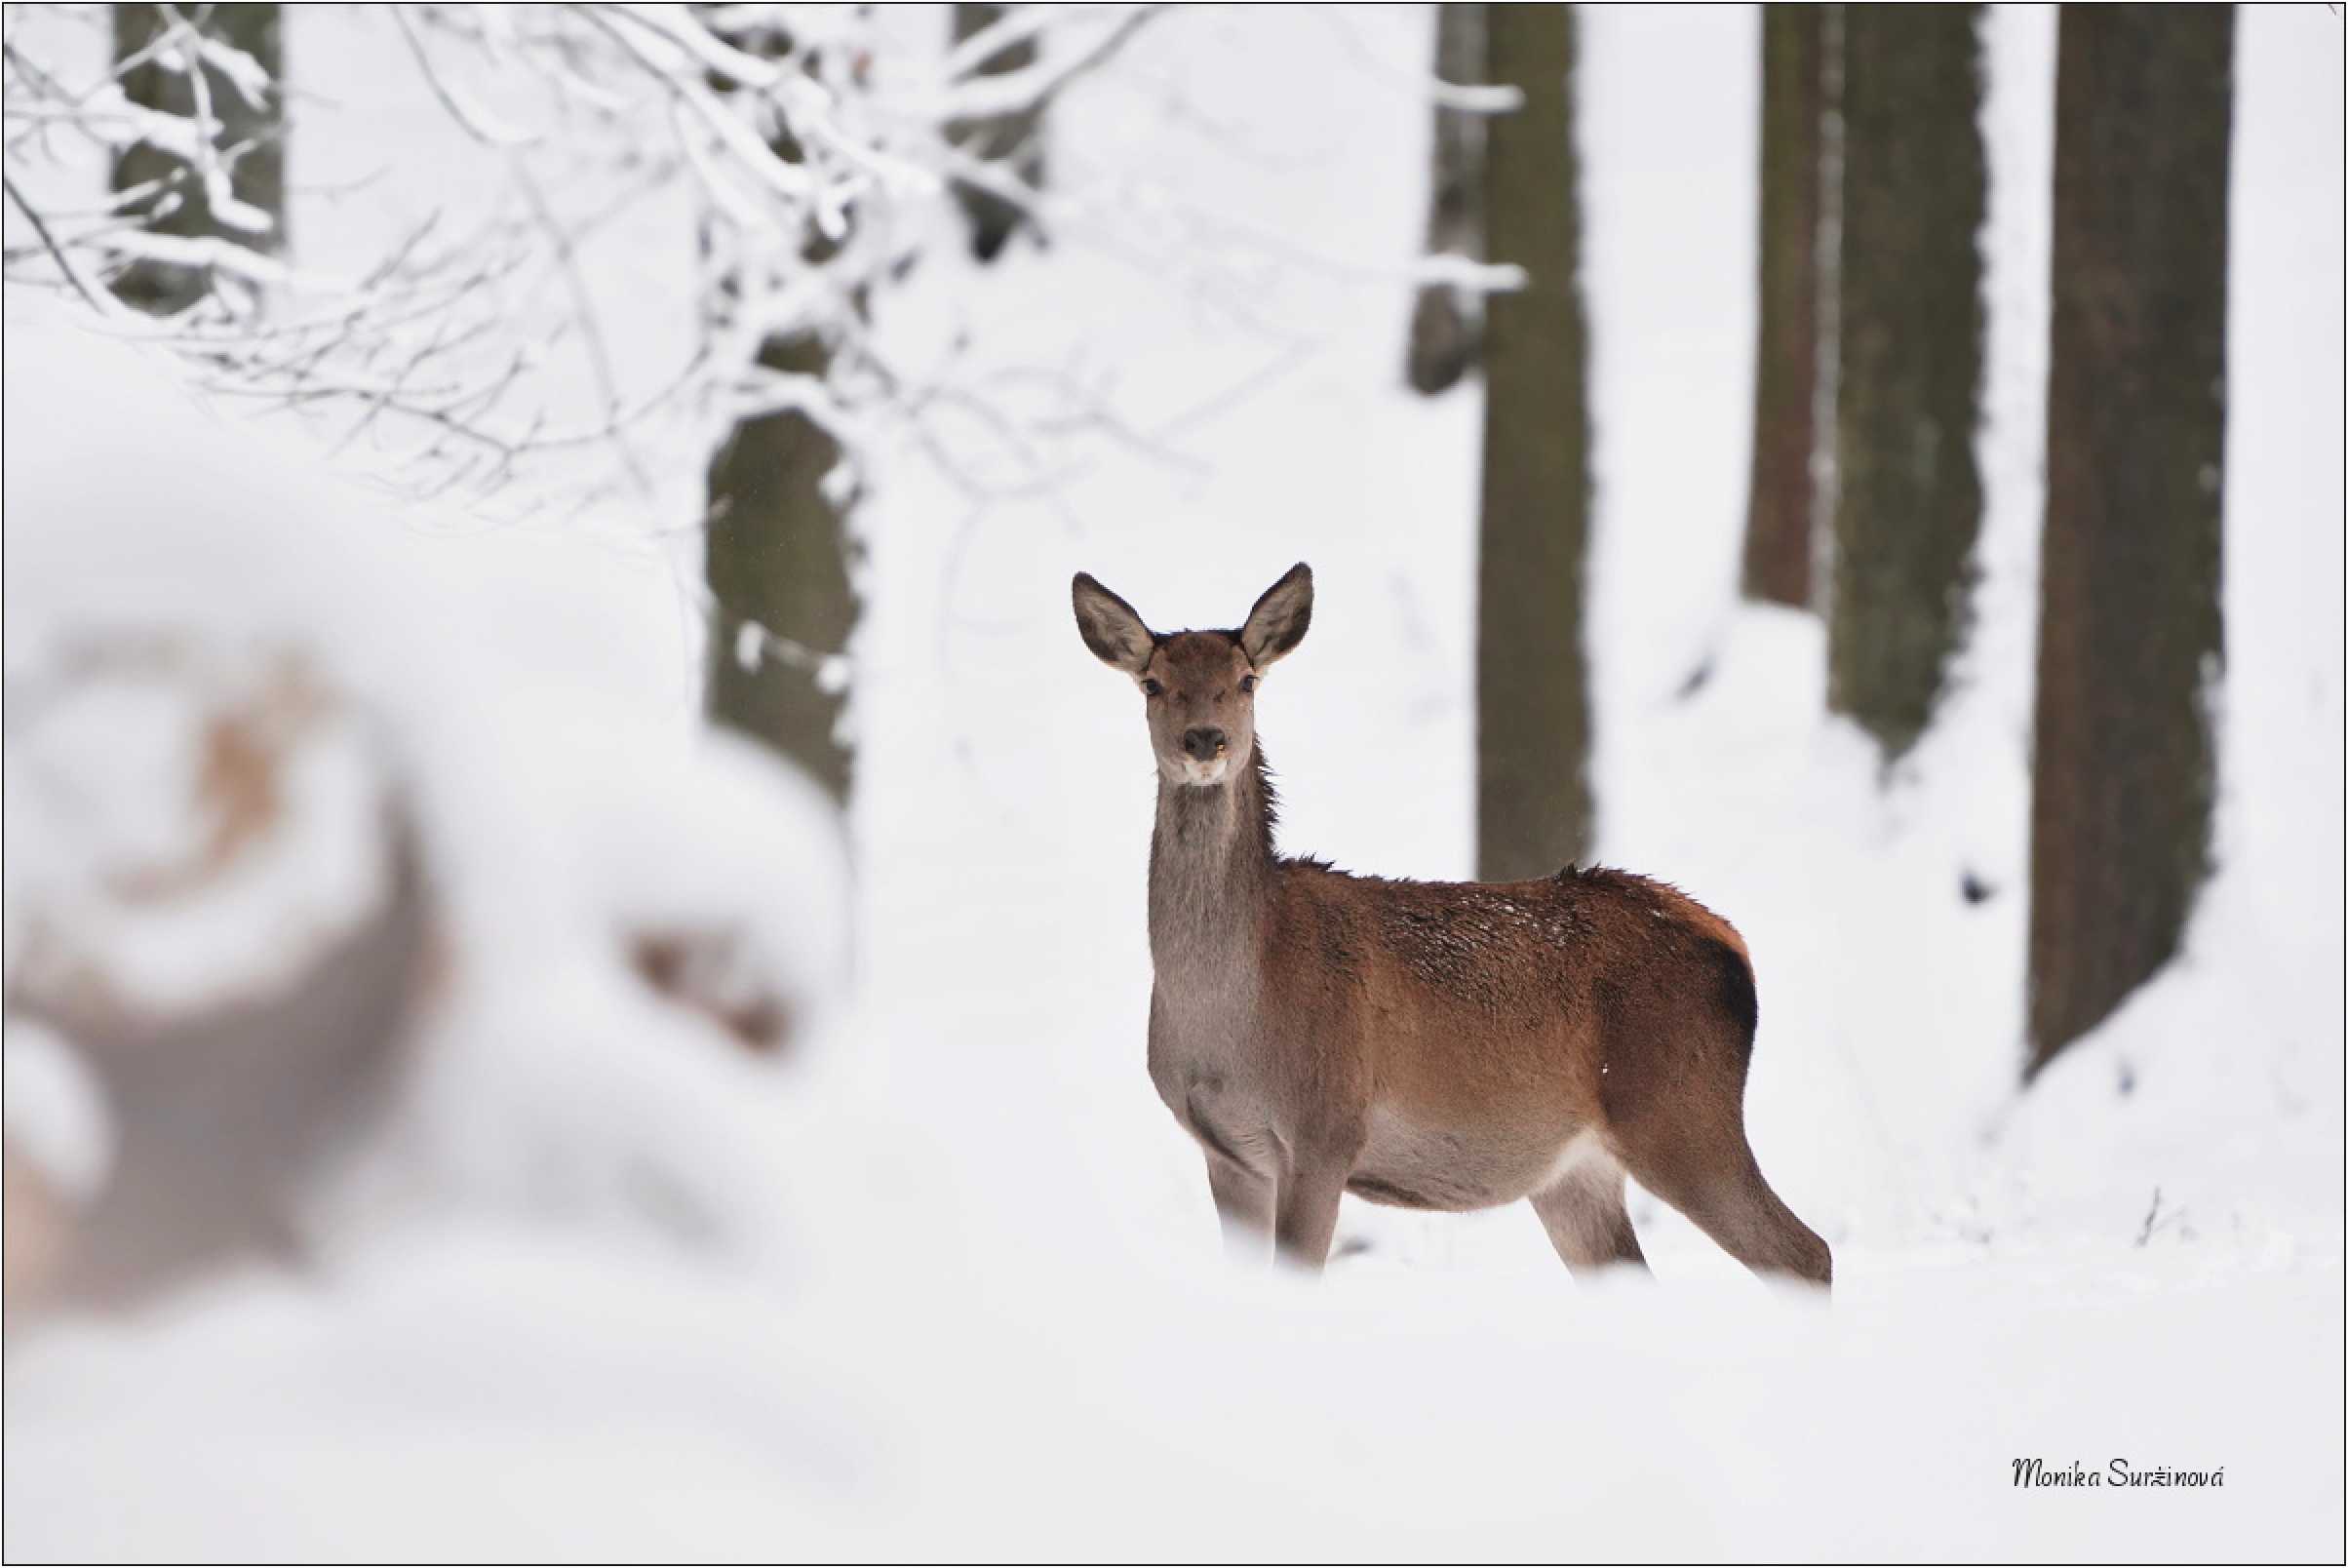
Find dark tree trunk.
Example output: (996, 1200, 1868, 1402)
(1826, 5, 1985, 759)
(1741, 5, 1827, 608)
(2026, 5, 2232, 1076)
(1475, 3, 1590, 881)
(704, 32, 857, 805)
(704, 331, 857, 806)
(1405, 3, 1487, 396)
(949, 3, 1043, 261)
(109, 3, 286, 316)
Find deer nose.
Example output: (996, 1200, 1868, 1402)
(1182, 726, 1227, 762)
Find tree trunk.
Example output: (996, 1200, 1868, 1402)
(1741, 5, 1827, 608)
(1405, 3, 1487, 396)
(2026, 5, 2232, 1076)
(949, 3, 1043, 261)
(1475, 4, 1590, 881)
(109, 3, 286, 316)
(704, 34, 857, 805)
(704, 331, 857, 807)
(1826, 5, 1985, 759)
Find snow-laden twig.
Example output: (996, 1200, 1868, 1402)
(935, 5, 1166, 121)
(1311, 6, 1524, 114)
(390, 6, 534, 147)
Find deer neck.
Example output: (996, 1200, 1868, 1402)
(1148, 746, 1277, 991)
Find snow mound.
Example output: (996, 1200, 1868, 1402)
(2, 297, 850, 1305)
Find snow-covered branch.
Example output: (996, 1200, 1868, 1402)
(1, 2, 1162, 511)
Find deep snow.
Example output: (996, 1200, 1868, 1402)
(3, 5, 2341, 1561)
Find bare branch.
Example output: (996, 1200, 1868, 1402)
(390, 6, 534, 147)
(3, 0, 1456, 529)
(4, 171, 125, 315)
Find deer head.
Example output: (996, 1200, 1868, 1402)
(1072, 564, 1313, 787)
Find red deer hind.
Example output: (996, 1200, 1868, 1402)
(1072, 563, 1831, 1286)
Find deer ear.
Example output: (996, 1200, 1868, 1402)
(1240, 562, 1313, 668)
(1072, 572, 1155, 674)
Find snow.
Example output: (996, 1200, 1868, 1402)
(1, 295, 850, 1265)
(4, 4, 2342, 1562)
(4, 645, 397, 1016)
(2, 1019, 114, 1203)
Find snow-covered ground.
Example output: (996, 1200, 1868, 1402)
(4, 5, 2341, 1561)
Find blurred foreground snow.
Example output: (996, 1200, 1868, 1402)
(2, 300, 849, 1298)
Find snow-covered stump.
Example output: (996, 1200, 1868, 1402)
(2, 641, 434, 1308)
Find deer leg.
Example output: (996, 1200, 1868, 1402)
(1272, 1157, 1351, 1273)
(1616, 1133, 1831, 1288)
(1204, 1156, 1273, 1264)
(1528, 1155, 1649, 1278)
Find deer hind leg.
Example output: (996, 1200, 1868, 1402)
(1527, 1149, 1649, 1278)
(1612, 1122, 1831, 1288)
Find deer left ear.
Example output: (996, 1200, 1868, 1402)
(1240, 562, 1313, 669)
(1073, 572, 1157, 674)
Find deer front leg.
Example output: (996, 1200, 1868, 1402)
(1205, 1156, 1272, 1263)
(1180, 1078, 1283, 1265)
(1273, 1156, 1353, 1272)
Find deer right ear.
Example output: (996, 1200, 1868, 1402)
(1072, 573, 1155, 675)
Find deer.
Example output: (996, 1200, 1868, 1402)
(1071, 563, 1832, 1287)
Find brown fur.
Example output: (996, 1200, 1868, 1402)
(1073, 566, 1830, 1286)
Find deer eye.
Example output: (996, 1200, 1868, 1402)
(1238, 674, 1259, 694)
(1141, 678, 1163, 697)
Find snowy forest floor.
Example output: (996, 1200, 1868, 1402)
(4, 6, 2342, 1562)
